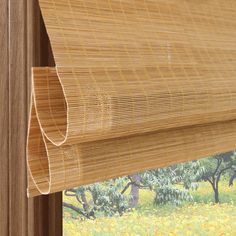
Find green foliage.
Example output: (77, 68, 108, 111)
(64, 177, 132, 218)
(154, 186, 192, 205)
(140, 161, 204, 205)
(88, 178, 132, 217)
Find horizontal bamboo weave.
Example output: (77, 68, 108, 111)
(27, 0, 236, 196)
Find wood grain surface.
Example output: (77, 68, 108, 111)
(0, 0, 9, 235)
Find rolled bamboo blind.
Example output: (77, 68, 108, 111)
(27, 0, 236, 197)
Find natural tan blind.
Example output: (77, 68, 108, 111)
(27, 0, 236, 197)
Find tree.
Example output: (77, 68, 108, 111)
(126, 174, 150, 208)
(63, 177, 134, 219)
(129, 174, 142, 208)
(198, 151, 236, 203)
(140, 161, 204, 205)
(63, 187, 93, 219)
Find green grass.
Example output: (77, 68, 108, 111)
(63, 181, 236, 236)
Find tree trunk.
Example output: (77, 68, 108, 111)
(214, 189, 219, 203)
(81, 192, 89, 212)
(129, 174, 141, 208)
(214, 184, 220, 203)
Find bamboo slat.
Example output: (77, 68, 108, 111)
(27, 0, 236, 196)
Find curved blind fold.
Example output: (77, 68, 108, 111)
(27, 0, 236, 197)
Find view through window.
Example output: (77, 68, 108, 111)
(63, 152, 236, 235)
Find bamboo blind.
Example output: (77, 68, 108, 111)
(27, 0, 236, 197)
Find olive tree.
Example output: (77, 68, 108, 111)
(197, 151, 236, 203)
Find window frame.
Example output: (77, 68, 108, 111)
(0, 0, 62, 235)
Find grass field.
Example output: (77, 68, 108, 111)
(63, 181, 236, 236)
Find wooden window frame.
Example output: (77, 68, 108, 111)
(0, 0, 62, 235)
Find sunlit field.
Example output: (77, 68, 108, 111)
(63, 181, 236, 236)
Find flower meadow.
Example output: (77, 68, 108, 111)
(64, 203, 236, 236)
(63, 181, 236, 236)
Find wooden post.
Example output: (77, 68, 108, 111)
(0, 0, 9, 234)
(0, 0, 62, 235)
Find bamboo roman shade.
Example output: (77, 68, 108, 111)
(27, 0, 236, 197)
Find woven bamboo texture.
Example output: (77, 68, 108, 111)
(27, 0, 236, 197)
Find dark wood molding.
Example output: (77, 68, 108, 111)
(9, 0, 28, 235)
(0, 0, 9, 235)
(0, 0, 62, 235)
(27, 1, 62, 236)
